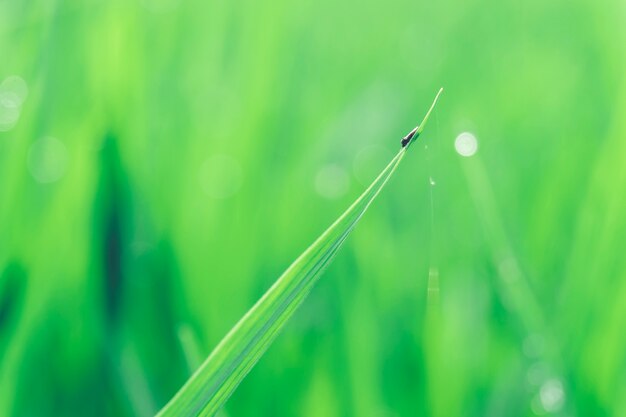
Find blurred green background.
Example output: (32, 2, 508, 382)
(1, 0, 625, 416)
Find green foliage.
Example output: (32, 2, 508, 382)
(157, 91, 442, 417)
(2, 1, 626, 417)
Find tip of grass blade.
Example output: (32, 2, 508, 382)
(155, 88, 447, 417)
(401, 87, 444, 149)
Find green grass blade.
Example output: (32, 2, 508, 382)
(156, 89, 443, 417)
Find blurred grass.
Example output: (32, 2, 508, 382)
(1, 0, 626, 416)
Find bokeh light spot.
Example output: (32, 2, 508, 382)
(314, 164, 349, 200)
(527, 362, 549, 386)
(539, 379, 565, 413)
(455, 132, 478, 157)
(0, 94, 21, 132)
(0, 76, 28, 132)
(27, 137, 69, 183)
(1, 75, 29, 105)
(199, 154, 243, 199)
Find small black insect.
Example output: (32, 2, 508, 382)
(401, 126, 419, 147)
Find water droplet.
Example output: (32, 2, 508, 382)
(199, 154, 243, 199)
(429, 176, 436, 186)
(27, 137, 69, 183)
(454, 132, 478, 157)
(314, 164, 349, 199)
(427, 267, 440, 299)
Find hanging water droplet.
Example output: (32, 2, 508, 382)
(429, 176, 436, 186)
